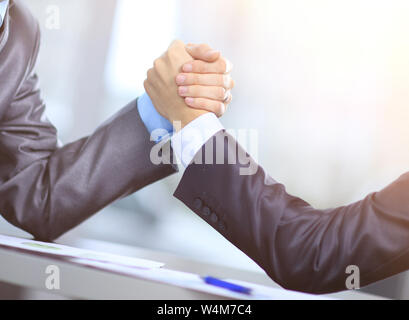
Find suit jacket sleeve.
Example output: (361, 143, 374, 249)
(174, 130, 409, 294)
(0, 24, 177, 241)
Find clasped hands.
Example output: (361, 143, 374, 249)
(144, 40, 234, 130)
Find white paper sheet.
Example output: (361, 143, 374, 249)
(0, 234, 332, 300)
(70, 258, 333, 300)
(0, 234, 164, 269)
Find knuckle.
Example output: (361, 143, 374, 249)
(153, 58, 160, 69)
(164, 49, 171, 58)
(198, 98, 207, 108)
(199, 43, 210, 51)
(144, 79, 152, 93)
(147, 68, 156, 79)
(224, 58, 233, 73)
(224, 94, 233, 106)
(193, 73, 201, 84)
(195, 61, 205, 73)
(173, 39, 184, 47)
(191, 86, 201, 96)
(182, 73, 191, 84)
(219, 59, 227, 74)
(219, 103, 226, 116)
(217, 87, 226, 99)
(185, 86, 192, 95)
(222, 75, 230, 88)
(216, 104, 223, 116)
(227, 75, 234, 87)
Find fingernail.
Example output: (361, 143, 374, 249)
(183, 64, 193, 72)
(178, 86, 188, 95)
(176, 74, 186, 85)
(185, 97, 194, 105)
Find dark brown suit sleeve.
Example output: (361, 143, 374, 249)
(0, 6, 176, 241)
(174, 130, 409, 294)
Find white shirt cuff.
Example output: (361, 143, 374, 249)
(171, 113, 224, 168)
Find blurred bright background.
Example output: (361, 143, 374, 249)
(2, 0, 409, 298)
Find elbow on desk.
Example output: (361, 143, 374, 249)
(275, 273, 344, 295)
(13, 209, 69, 243)
(26, 221, 65, 243)
(262, 256, 346, 295)
(266, 255, 357, 295)
(30, 227, 64, 243)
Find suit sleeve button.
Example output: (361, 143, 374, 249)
(218, 221, 227, 232)
(210, 213, 219, 223)
(193, 198, 203, 210)
(202, 206, 211, 216)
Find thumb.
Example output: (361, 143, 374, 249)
(185, 43, 220, 62)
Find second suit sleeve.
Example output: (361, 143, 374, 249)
(174, 130, 409, 294)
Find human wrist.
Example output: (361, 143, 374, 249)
(170, 110, 209, 132)
(170, 112, 224, 168)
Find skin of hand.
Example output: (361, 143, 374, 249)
(144, 40, 234, 130)
(177, 43, 235, 117)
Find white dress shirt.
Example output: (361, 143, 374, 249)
(170, 113, 224, 168)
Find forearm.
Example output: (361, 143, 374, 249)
(0, 101, 176, 241)
(174, 130, 409, 294)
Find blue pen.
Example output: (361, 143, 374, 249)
(202, 276, 252, 295)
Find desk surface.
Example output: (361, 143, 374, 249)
(0, 233, 384, 300)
